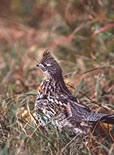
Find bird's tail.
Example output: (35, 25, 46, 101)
(100, 114, 114, 124)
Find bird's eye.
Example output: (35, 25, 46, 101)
(43, 63, 51, 67)
(43, 64, 47, 67)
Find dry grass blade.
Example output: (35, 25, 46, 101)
(61, 134, 80, 154)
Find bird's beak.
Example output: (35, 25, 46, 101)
(36, 63, 44, 69)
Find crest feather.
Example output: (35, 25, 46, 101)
(41, 49, 54, 63)
(43, 49, 50, 58)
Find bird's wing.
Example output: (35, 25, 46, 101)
(65, 102, 73, 117)
(68, 95, 91, 112)
(65, 101, 89, 122)
(73, 100, 91, 112)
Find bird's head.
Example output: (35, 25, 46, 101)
(37, 50, 62, 79)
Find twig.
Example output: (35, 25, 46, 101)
(93, 24, 114, 36)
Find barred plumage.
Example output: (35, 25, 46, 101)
(35, 50, 114, 134)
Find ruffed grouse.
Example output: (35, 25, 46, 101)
(35, 50, 114, 134)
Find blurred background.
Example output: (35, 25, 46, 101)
(0, 0, 114, 94)
(0, 0, 114, 154)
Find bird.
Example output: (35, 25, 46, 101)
(35, 50, 114, 135)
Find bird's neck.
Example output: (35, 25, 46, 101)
(41, 75, 73, 99)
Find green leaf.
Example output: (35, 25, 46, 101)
(96, 74, 101, 99)
(26, 91, 37, 96)
(74, 78, 85, 96)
